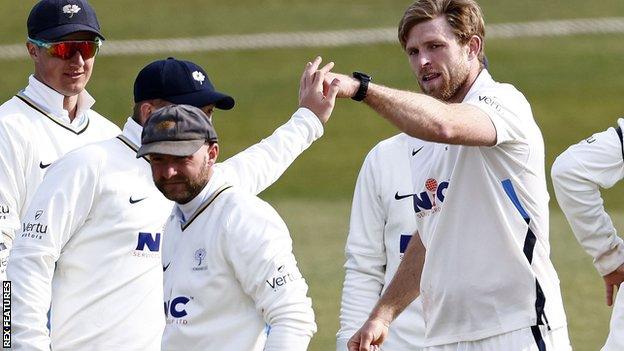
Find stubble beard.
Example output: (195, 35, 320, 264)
(421, 61, 470, 102)
(157, 156, 211, 204)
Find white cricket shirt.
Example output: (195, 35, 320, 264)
(551, 118, 624, 351)
(0, 75, 120, 253)
(8, 107, 324, 350)
(161, 172, 316, 351)
(337, 133, 426, 351)
(412, 70, 567, 346)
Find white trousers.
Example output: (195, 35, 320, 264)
(424, 326, 572, 351)
(602, 286, 624, 351)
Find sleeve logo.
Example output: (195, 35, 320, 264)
(265, 264, 302, 292)
(478, 95, 504, 114)
(0, 206, 8, 220)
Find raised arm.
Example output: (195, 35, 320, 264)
(324, 72, 496, 146)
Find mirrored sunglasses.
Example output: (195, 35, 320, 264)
(28, 37, 102, 60)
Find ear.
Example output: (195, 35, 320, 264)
(139, 102, 155, 125)
(26, 42, 39, 61)
(466, 35, 482, 62)
(207, 143, 219, 166)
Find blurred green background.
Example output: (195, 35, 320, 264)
(2, 1, 624, 350)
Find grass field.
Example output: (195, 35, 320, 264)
(2, 1, 624, 350)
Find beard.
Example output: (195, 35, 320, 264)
(419, 60, 470, 102)
(155, 156, 211, 204)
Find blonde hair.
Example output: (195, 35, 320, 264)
(398, 0, 485, 64)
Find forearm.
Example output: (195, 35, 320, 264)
(368, 232, 425, 324)
(363, 83, 495, 145)
(265, 325, 313, 351)
(552, 152, 624, 275)
(219, 107, 323, 195)
(7, 247, 56, 350)
(337, 256, 386, 347)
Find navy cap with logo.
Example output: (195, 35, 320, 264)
(134, 57, 235, 110)
(27, 0, 104, 41)
(137, 104, 218, 158)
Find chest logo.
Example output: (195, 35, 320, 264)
(412, 146, 423, 156)
(129, 196, 147, 204)
(194, 248, 207, 266)
(133, 232, 161, 258)
(165, 296, 190, 320)
(395, 178, 450, 216)
(192, 248, 208, 271)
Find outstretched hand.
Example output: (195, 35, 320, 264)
(298, 56, 340, 124)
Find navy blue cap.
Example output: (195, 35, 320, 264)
(137, 104, 218, 158)
(27, 0, 104, 41)
(134, 58, 235, 110)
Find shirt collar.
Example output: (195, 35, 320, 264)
(174, 168, 226, 224)
(22, 75, 95, 127)
(462, 69, 493, 103)
(121, 117, 143, 147)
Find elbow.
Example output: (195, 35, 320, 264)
(550, 153, 570, 186)
(436, 124, 455, 142)
(428, 122, 456, 143)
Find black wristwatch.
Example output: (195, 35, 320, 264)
(351, 71, 372, 102)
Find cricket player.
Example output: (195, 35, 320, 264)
(325, 0, 571, 350)
(336, 136, 427, 351)
(552, 120, 624, 351)
(0, 0, 120, 278)
(141, 64, 339, 350)
(7, 56, 335, 350)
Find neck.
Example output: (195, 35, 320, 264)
(32, 73, 81, 121)
(63, 95, 79, 121)
(448, 66, 482, 104)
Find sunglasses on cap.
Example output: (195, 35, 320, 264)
(28, 37, 102, 60)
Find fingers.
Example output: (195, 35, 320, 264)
(312, 63, 333, 92)
(301, 56, 328, 91)
(359, 331, 374, 351)
(326, 78, 341, 102)
(300, 60, 313, 91)
(307, 57, 322, 86)
(347, 332, 360, 351)
(318, 61, 335, 75)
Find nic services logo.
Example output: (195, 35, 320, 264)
(133, 232, 161, 258)
(395, 178, 450, 217)
(165, 296, 191, 324)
